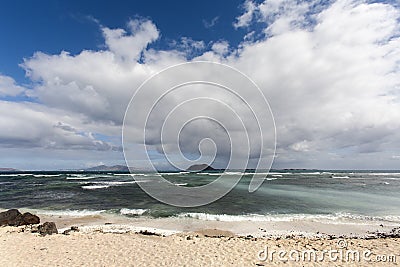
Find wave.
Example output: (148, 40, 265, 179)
(82, 185, 110, 190)
(0, 174, 33, 177)
(332, 176, 350, 179)
(177, 212, 400, 223)
(35, 209, 106, 217)
(66, 176, 98, 180)
(33, 174, 60, 178)
(224, 172, 244, 175)
(120, 208, 148, 216)
(174, 183, 188, 186)
(81, 180, 137, 190)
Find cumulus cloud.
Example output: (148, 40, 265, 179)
(0, 75, 25, 96)
(230, 0, 400, 167)
(102, 18, 159, 62)
(1, 1, 400, 169)
(0, 101, 120, 151)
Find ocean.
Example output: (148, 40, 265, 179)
(1, 170, 400, 224)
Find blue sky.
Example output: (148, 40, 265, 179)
(0, 0, 246, 83)
(0, 0, 400, 170)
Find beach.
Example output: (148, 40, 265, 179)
(1, 223, 400, 266)
(1, 211, 400, 266)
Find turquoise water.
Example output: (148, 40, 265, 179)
(1, 170, 400, 222)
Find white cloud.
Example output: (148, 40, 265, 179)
(0, 101, 120, 151)
(234, 0, 258, 29)
(211, 40, 230, 56)
(169, 37, 206, 57)
(0, 75, 25, 96)
(1, 1, 400, 169)
(102, 18, 159, 62)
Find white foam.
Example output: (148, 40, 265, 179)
(36, 209, 106, 217)
(67, 176, 98, 180)
(224, 172, 244, 175)
(332, 176, 350, 179)
(271, 174, 283, 177)
(0, 174, 32, 177)
(82, 185, 110, 190)
(178, 212, 400, 224)
(33, 174, 60, 177)
(265, 178, 277, 181)
(81, 181, 137, 190)
(174, 183, 188, 186)
(179, 213, 274, 222)
(120, 208, 148, 216)
(100, 181, 136, 186)
(70, 225, 179, 236)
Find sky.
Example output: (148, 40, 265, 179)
(0, 0, 400, 170)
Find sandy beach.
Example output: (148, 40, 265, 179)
(1, 211, 400, 266)
(1, 225, 400, 266)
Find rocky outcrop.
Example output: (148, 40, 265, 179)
(0, 209, 40, 226)
(38, 222, 58, 236)
(84, 165, 129, 172)
(0, 209, 21, 226)
(187, 164, 215, 172)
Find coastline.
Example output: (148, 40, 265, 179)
(2, 208, 398, 238)
(1, 209, 400, 266)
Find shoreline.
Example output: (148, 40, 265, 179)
(6, 208, 399, 239)
(1, 209, 400, 266)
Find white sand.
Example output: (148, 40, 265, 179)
(1, 226, 399, 266)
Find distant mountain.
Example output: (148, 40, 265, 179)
(84, 165, 129, 172)
(187, 164, 215, 172)
(0, 168, 18, 172)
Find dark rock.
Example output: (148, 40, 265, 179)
(138, 230, 161, 236)
(13, 212, 40, 226)
(38, 222, 58, 236)
(187, 164, 215, 172)
(0, 209, 21, 226)
(63, 226, 79, 235)
(0, 209, 40, 226)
